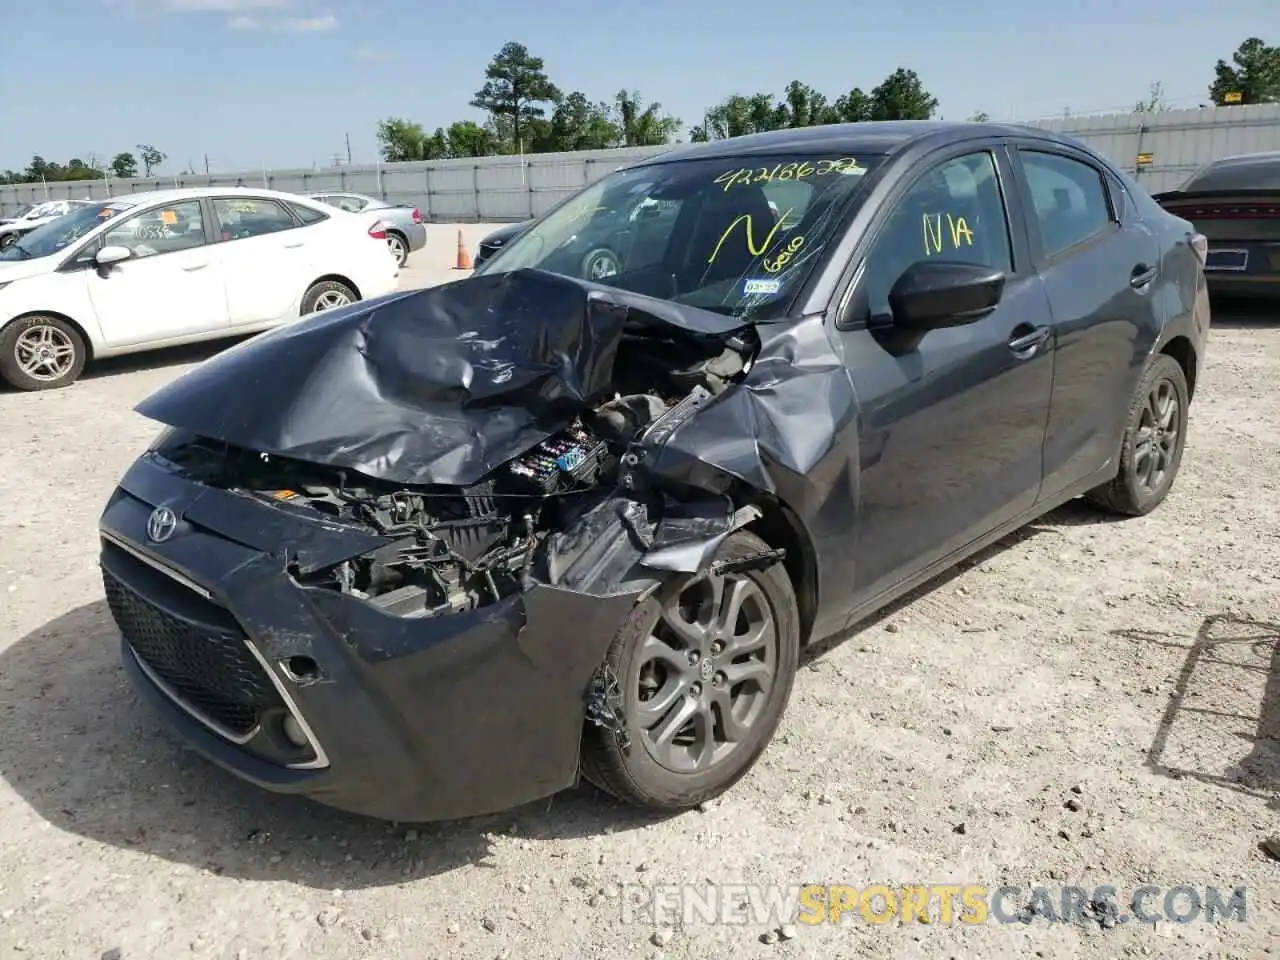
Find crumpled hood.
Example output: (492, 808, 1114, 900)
(134, 268, 749, 487)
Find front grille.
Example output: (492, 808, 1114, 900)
(103, 566, 285, 738)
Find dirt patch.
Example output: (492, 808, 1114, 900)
(1, 295, 1276, 959)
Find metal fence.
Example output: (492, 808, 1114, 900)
(4, 104, 1280, 220)
(1023, 102, 1280, 193)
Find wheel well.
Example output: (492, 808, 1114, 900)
(386, 228, 407, 241)
(307, 274, 362, 300)
(4, 310, 95, 360)
(1160, 336, 1198, 400)
(747, 497, 818, 644)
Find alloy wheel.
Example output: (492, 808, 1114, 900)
(313, 290, 351, 311)
(633, 572, 779, 773)
(14, 324, 76, 382)
(1132, 376, 1180, 493)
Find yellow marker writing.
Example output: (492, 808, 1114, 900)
(707, 209, 792, 264)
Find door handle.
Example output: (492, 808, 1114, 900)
(1130, 263, 1157, 288)
(284, 242, 305, 249)
(1008, 324, 1050, 356)
(181, 263, 208, 272)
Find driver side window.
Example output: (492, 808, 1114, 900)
(101, 201, 207, 259)
(862, 151, 1013, 316)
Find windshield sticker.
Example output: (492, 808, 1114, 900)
(714, 158, 867, 191)
(763, 235, 805, 274)
(922, 212, 975, 256)
(707, 209, 794, 264)
(743, 278, 782, 295)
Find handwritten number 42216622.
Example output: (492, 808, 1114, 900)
(713, 158, 865, 191)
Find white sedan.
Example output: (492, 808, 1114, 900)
(0, 187, 400, 391)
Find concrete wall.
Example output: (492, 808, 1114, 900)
(4, 104, 1280, 219)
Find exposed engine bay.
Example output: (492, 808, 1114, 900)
(156, 327, 753, 619)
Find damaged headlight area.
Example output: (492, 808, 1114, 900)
(152, 327, 756, 620)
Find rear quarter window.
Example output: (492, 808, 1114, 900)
(288, 201, 329, 225)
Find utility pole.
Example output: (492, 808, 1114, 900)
(345, 133, 352, 165)
(204, 154, 210, 176)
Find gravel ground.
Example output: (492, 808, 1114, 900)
(1, 227, 1277, 959)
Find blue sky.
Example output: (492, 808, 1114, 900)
(0, 0, 1270, 175)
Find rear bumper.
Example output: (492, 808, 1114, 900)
(1205, 273, 1280, 300)
(402, 222, 427, 252)
(99, 456, 637, 822)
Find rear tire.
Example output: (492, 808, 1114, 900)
(1084, 353, 1189, 516)
(580, 530, 799, 811)
(387, 232, 409, 267)
(0, 315, 88, 391)
(301, 280, 358, 315)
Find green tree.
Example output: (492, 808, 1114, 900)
(704, 92, 781, 139)
(868, 68, 938, 120)
(538, 92, 619, 151)
(774, 81, 840, 127)
(25, 156, 52, 181)
(469, 41, 562, 154)
(1208, 37, 1280, 105)
(110, 151, 138, 178)
(136, 143, 166, 177)
(1133, 80, 1169, 113)
(444, 120, 496, 157)
(614, 89, 681, 145)
(376, 118, 431, 161)
(833, 87, 873, 123)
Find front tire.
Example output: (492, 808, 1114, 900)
(301, 279, 358, 315)
(1084, 353, 1189, 516)
(581, 530, 799, 810)
(581, 247, 621, 282)
(0, 233, 17, 251)
(0, 315, 88, 391)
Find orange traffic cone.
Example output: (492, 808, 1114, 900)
(454, 230, 473, 270)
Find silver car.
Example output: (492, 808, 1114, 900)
(309, 192, 426, 266)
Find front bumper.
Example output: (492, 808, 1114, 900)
(99, 453, 638, 822)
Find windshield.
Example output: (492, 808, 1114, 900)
(476, 153, 882, 320)
(0, 200, 136, 261)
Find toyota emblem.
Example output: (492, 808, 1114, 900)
(146, 506, 178, 544)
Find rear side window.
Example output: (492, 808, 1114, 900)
(288, 201, 328, 225)
(1020, 151, 1114, 257)
(212, 197, 299, 241)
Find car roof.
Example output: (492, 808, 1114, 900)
(638, 120, 1088, 165)
(1181, 150, 1280, 191)
(89, 186, 334, 207)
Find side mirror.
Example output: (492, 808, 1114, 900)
(96, 245, 132, 267)
(888, 260, 1005, 331)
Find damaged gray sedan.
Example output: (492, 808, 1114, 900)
(99, 121, 1209, 822)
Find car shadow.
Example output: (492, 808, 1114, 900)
(1113, 614, 1278, 813)
(80, 334, 258, 382)
(0, 600, 677, 889)
(1207, 296, 1279, 330)
(803, 497, 1121, 663)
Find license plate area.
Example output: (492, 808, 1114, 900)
(1205, 248, 1248, 272)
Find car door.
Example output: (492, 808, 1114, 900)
(82, 198, 229, 348)
(833, 145, 1056, 609)
(210, 196, 314, 326)
(1009, 144, 1164, 499)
